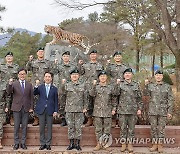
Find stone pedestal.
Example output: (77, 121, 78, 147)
(44, 44, 88, 64)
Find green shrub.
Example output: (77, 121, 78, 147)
(163, 72, 173, 85)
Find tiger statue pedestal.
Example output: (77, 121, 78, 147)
(44, 43, 88, 64)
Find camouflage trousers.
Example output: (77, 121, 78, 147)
(149, 115, 167, 143)
(66, 112, 84, 140)
(0, 90, 11, 124)
(119, 114, 137, 142)
(0, 91, 6, 138)
(94, 117, 112, 142)
(59, 94, 66, 117)
(0, 113, 6, 139)
(86, 95, 94, 118)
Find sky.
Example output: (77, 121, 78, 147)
(0, 0, 105, 33)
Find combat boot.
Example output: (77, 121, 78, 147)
(120, 144, 126, 152)
(158, 144, 163, 153)
(127, 144, 133, 152)
(61, 118, 67, 126)
(32, 117, 39, 126)
(75, 139, 82, 151)
(67, 139, 75, 150)
(10, 117, 14, 126)
(111, 119, 116, 128)
(85, 117, 93, 127)
(0, 139, 3, 149)
(93, 142, 101, 151)
(149, 144, 158, 152)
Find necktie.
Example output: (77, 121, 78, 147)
(46, 85, 50, 97)
(21, 81, 25, 93)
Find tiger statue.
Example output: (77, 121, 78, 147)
(44, 25, 99, 54)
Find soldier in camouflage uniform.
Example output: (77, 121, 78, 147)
(0, 52, 19, 148)
(115, 68, 143, 153)
(106, 51, 128, 127)
(26, 47, 53, 126)
(144, 70, 174, 153)
(78, 49, 103, 126)
(53, 51, 76, 126)
(60, 69, 88, 151)
(89, 71, 116, 151)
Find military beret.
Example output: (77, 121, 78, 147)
(123, 68, 133, 74)
(70, 69, 79, 74)
(98, 70, 107, 77)
(89, 49, 97, 54)
(113, 51, 122, 57)
(62, 51, 70, 56)
(5, 51, 13, 57)
(155, 70, 163, 75)
(37, 47, 44, 52)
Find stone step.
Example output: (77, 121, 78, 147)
(2, 125, 180, 147)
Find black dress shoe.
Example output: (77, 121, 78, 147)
(46, 145, 51, 150)
(21, 144, 27, 149)
(39, 145, 46, 150)
(13, 144, 19, 150)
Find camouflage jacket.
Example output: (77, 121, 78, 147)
(79, 62, 104, 83)
(89, 83, 117, 117)
(26, 59, 53, 84)
(53, 61, 76, 83)
(60, 81, 88, 113)
(0, 63, 19, 90)
(144, 82, 174, 116)
(116, 80, 143, 115)
(106, 63, 128, 82)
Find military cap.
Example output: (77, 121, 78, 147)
(113, 51, 122, 57)
(123, 68, 133, 74)
(70, 69, 79, 74)
(5, 51, 13, 57)
(37, 47, 44, 52)
(155, 70, 163, 75)
(62, 51, 70, 56)
(98, 70, 107, 77)
(89, 49, 97, 54)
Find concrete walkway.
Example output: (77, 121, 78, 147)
(0, 146, 180, 154)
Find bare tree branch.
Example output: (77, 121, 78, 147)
(53, 0, 116, 10)
(154, 0, 178, 53)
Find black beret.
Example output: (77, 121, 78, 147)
(123, 68, 133, 74)
(5, 51, 13, 57)
(37, 47, 44, 52)
(89, 49, 97, 54)
(155, 70, 163, 75)
(62, 51, 70, 56)
(98, 70, 107, 77)
(113, 51, 122, 57)
(70, 69, 79, 74)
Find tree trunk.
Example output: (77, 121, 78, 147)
(136, 49, 140, 72)
(152, 53, 155, 77)
(175, 54, 180, 91)
(160, 50, 163, 68)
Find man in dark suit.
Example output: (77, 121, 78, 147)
(34, 72, 58, 150)
(6, 68, 33, 150)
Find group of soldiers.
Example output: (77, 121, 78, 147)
(0, 47, 174, 153)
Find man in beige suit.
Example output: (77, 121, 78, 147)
(6, 68, 33, 150)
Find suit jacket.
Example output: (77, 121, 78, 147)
(34, 83, 58, 115)
(6, 80, 33, 112)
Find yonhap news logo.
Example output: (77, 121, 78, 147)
(99, 135, 175, 147)
(114, 137, 175, 145)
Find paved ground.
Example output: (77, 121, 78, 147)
(0, 146, 180, 154)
